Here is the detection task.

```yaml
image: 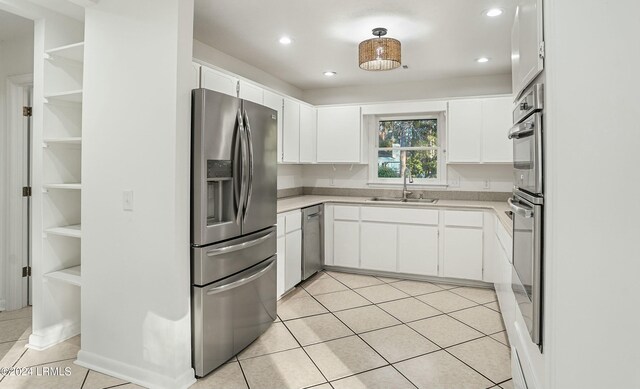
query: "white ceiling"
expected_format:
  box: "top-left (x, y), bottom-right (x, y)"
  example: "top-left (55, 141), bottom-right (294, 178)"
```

top-left (0, 9), bottom-right (33, 42)
top-left (194, 0), bottom-right (516, 90)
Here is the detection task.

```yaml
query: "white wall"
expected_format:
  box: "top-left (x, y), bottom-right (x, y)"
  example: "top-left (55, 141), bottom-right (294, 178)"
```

top-left (544, 1), bottom-right (640, 388)
top-left (302, 74), bottom-right (512, 105)
top-left (193, 39), bottom-right (303, 100)
top-left (0, 31), bottom-right (34, 311)
top-left (78, 1), bottom-right (195, 389)
top-left (299, 164), bottom-right (512, 192)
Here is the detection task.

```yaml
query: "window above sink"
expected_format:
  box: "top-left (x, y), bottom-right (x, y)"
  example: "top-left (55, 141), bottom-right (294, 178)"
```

top-left (367, 113), bottom-right (447, 186)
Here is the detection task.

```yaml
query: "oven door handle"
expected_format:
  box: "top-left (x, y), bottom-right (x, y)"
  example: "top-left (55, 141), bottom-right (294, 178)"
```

top-left (508, 198), bottom-right (534, 218)
top-left (508, 121), bottom-right (535, 139)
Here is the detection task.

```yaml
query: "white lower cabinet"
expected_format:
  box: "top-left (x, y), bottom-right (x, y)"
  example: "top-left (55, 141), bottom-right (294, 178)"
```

top-left (276, 210), bottom-right (302, 298)
top-left (398, 225), bottom-right (439, 276)
top-left (285, 230), bottom-right (302, 291)
top-left (361, 222), bottom-right (397, 272)
top-left (333, 220), bottom-right (360, 268)
top-left (443, 227), bottom-right (483, 280)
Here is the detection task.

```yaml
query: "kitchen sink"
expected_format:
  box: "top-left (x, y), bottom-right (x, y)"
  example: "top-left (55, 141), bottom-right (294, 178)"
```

top-left (369, 197), bottom-right (438, 204)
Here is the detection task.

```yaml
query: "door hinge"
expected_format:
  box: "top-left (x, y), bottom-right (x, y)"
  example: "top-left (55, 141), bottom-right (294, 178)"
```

top-left (23, 106), bottom-right (32, 117)
top-left (538, 41), bottom-right (545, 59)
top-left (22, 186), bottom-right (32, 197)
top-left (236, 81), bottom-right (240, 97)
top-left (22, 266), bottom-right (31, 277)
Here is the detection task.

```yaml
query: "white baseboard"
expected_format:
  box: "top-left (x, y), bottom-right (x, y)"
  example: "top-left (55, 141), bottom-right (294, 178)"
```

top-left (27, 322), bottom-right (81, 351)
top-left (76, 350), bottom-right (196, 389)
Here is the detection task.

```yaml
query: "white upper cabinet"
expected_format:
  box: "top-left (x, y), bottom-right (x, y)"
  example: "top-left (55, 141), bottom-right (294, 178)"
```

top-left (317, 106), bottom-right (361, 163)
top-left (192, 62), bottom-right (201, 89)
top-left (263, 90), bottom-right (284, 163)
top-left (512, 0), bottom-right (544, 98)
top-left (448, 97), bottom-right (512, 163)
top-left (239, 80), bottom-right (263, 104)
top-left (448, 99), bottom-right (483, 163)
top-left (283, 98), bottom-right (301, 163)
top-left (482, 97), bottom-right (513, 163)
top-left (299, 104), bottom-right (317, 163)
top-left (200, 66), bottom-right (238, 97)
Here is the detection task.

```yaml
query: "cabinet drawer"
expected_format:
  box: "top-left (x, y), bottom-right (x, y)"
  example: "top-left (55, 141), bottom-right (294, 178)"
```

top-left (444, 210), bottom-right (483, 228)
top-left (277, 215), bottom-right (285, 237)
top-left (285, 211), bottom-right (301, 233)
top-left (333, 205), bottom-right (360, 221)
top-left (361, 206), bottom-right (438, 225)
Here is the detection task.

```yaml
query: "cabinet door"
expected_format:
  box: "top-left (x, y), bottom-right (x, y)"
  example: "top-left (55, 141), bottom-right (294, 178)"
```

top-left (285, 230), bottom-right (302, 290)
top-left (192, 62), bottom-right (201, 89)
top-left (333, 220), bottom-right (359, 268)
top-left (443, 227), bottom-right (483, 280)
top-left (239, 80), bottom-right (263, 104)
top-left (200, 66), bottom-right (238, 97)
top-left (283, 98), bottom-right (300, 163)
top-left (398, 225), bottom-right (439, 276)
top-left (482, 97), bottom-right (513, 163)
top-left (360, 222), bottom-right (397, 272)
top-left (263, 90), bottom-right (284, 163)
top-left (277, 236), bottom-right (286, 298)
top-left (317, 106), bottom-right (361, 163)
top-left (448, 99), bottom-right (482, 163)
top-left (299, 104), bottom-right (317, 163)
top-left (512, 0), bottom-right (544, 97)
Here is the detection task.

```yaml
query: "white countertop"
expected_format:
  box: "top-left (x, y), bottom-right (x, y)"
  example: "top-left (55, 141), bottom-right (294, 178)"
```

top-left (277, 195), bottom-right (513, 235)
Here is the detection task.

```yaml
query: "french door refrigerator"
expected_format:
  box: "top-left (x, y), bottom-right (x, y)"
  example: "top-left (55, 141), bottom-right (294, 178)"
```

top-left (191, 88), bottom-right (277, 377)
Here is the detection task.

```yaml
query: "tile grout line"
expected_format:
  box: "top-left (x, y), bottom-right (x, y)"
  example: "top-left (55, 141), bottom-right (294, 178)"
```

top-left (234, 355), bottom-right (252, 389)
top-left (443, 347), bottom-right (503, 386)
top-left (302, 276), bottom-right (420, 389)
top-left (278, 317), bottom-right (332, 387)
top-left (80, 369), bottom-right (89, 388)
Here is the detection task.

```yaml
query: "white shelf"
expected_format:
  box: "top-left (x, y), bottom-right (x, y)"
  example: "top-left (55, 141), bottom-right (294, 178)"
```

top-left (45, 224), bottom-right (81, 238)
top-left (45, 42), bottom-right (84, 63)
top-left (44, 266), bottom-right (81, 287)
top-left (44, 137), bottom-right (82, 145)
top-left (43, 183), bottom-right (82, 190)
top-left (44, 90), bottom-right (83, 103)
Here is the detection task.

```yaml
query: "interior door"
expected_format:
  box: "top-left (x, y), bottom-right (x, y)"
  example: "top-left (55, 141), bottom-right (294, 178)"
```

top-left (241, 100), bottom-right (277, 235)
top-left (23, 86), bottom-right (32, 306)
top-left (192, 89), bottom-right (243, 246)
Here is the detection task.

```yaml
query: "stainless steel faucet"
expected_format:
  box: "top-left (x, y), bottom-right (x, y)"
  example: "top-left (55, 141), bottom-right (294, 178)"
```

top-left (403, 169), bottom-right (413, 200)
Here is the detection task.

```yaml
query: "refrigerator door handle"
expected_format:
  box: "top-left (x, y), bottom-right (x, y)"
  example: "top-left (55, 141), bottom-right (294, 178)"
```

top-left (237, 109), bottom-right (249, 224)
top-left (233, 110), bottom-right (245, 225)
top-left (205, 230), bottom-right (275, 257)
top-left (206, 256), bottom-right (276, 295)
top-left (242, 110), bottom-right (254, 223)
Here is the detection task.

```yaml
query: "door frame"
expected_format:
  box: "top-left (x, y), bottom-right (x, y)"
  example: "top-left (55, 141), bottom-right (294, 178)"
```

top-left (3, 73), bottom-right (33, 310)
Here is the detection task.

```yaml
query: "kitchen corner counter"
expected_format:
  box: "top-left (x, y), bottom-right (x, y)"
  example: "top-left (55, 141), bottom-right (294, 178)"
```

top-left (277, 195), bottom-right (513, 235)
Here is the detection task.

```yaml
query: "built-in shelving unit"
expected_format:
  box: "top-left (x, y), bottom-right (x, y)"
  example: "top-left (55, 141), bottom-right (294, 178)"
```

top-left (44, 265), bottom-right (82, 287)
top-left (30, 23), bottom-right (85, 350)
top-left (43, 183), bottom-right (82, 190)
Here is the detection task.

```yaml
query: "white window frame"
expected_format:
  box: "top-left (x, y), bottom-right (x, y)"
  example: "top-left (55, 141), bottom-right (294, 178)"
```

top-left (368, 112), bottom-right (447, 186)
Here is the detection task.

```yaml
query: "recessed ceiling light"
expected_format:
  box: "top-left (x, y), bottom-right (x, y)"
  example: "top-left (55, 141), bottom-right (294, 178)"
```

top-left (279, 36), bottom-right (292, 45)
top-left (485, 8), bottom-right (503, 17)
top-left (476, 57), bottom-right (490, 63)
top-left (323, 71), bottom-right (336, 77)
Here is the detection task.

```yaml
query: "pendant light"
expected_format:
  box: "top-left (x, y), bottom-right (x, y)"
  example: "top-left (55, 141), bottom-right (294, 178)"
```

top-left (358, 27), bottom-right (402, 71)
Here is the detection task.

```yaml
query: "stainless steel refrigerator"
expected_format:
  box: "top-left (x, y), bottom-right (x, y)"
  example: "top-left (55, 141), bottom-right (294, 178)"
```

top-left (191, 88), bottom-right (277, 377)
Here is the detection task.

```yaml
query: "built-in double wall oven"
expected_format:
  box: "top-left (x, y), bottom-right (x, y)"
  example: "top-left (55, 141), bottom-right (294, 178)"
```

top-left (508, 83), bottom-right (544, 350)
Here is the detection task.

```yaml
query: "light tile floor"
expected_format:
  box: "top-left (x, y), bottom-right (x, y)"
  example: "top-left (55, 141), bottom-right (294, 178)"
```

top-left (0, 271), bottom-right (513, 389)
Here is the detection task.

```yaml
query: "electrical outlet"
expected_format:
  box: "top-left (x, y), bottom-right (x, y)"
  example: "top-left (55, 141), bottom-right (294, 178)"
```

top-left (483, 179), bottom-right (491, 190)
top-left (449, 176), bottom-right (460, 188)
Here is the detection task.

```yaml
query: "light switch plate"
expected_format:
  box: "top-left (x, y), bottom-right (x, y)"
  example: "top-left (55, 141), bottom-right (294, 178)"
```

top-left (123, 190), bottom-right (133, 211)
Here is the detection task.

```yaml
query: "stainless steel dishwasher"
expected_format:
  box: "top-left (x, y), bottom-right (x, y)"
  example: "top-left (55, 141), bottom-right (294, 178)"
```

top-left (302, 204), bottom-right (324, 280)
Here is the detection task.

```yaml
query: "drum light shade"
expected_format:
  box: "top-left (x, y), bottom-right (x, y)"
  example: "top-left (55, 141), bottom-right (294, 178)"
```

top-left (359, 28), bottom-right (401, 71)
